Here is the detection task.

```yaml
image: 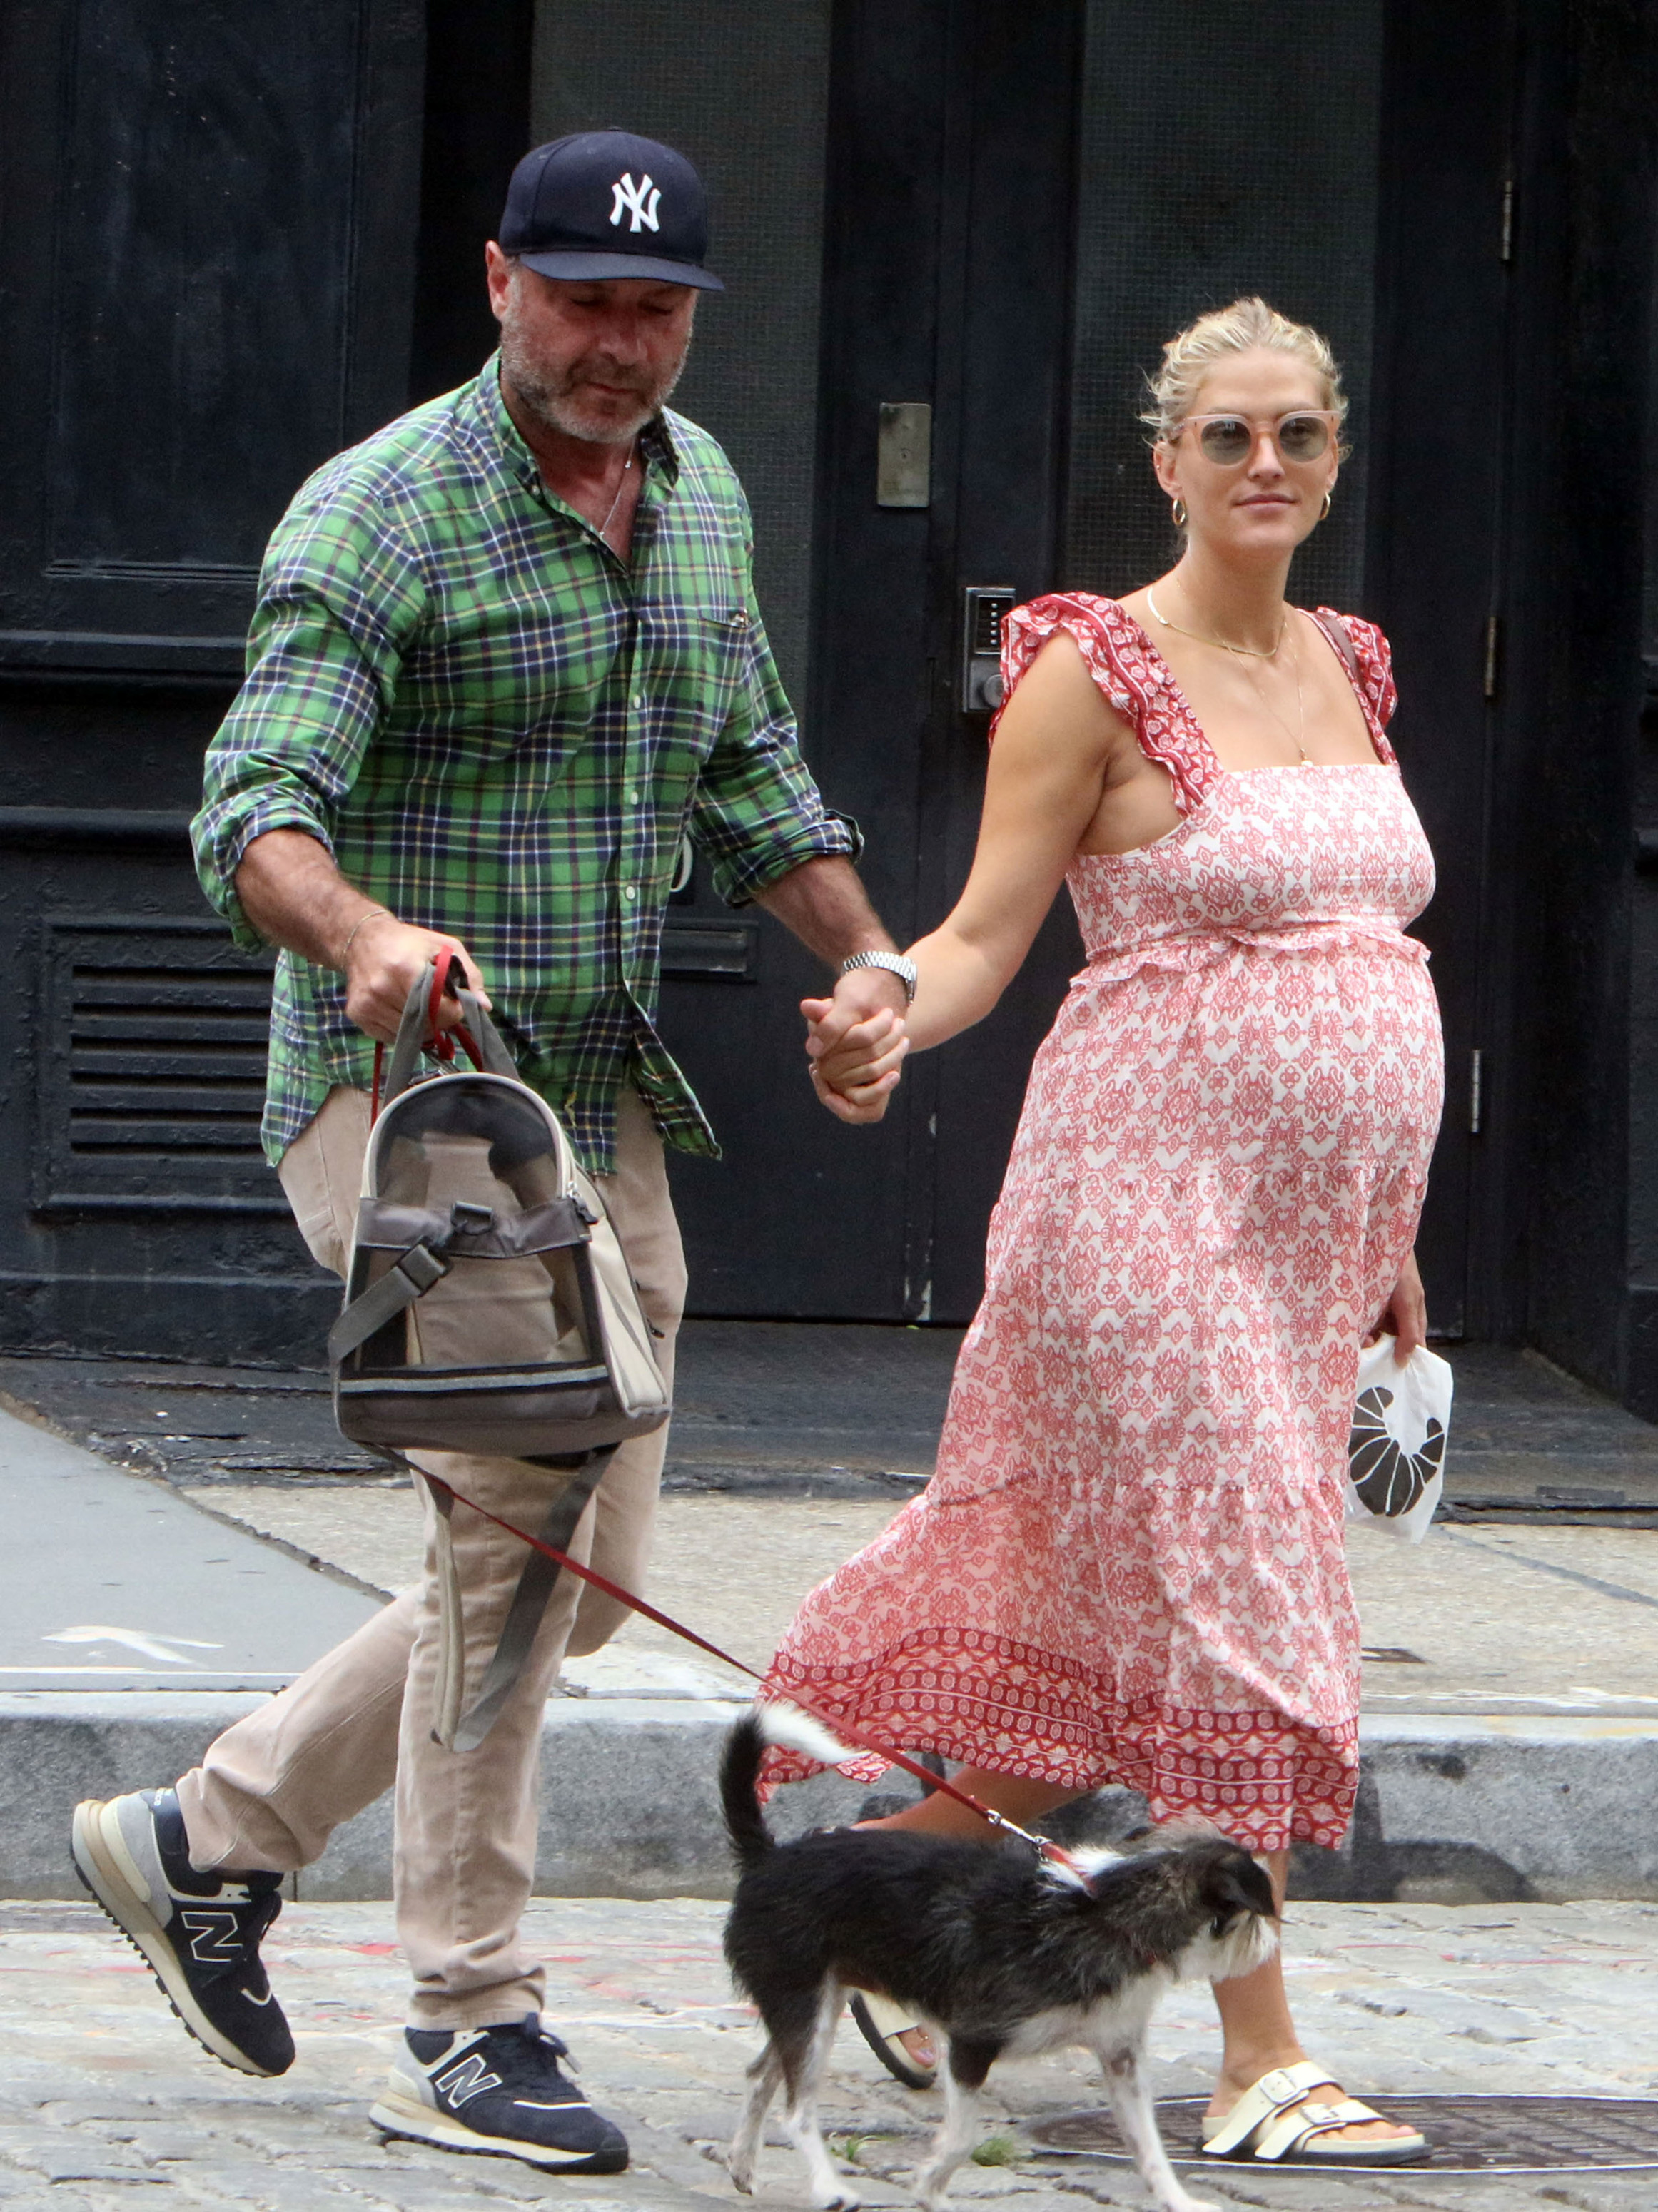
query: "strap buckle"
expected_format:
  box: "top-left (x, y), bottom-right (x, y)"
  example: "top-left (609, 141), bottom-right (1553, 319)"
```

top-left (394, 1242), bottom-right (450, 1294)
top-left (1257, 2069), bottom-right (1308, 2107)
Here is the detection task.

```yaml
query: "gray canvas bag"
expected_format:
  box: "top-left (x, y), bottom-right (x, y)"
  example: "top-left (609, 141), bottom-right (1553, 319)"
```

top-left (327, 955), bottom-right (671, 1747)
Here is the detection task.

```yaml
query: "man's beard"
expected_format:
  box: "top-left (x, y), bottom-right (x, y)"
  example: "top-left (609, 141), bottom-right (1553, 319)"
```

top-left (498, 315), bottom-right (691, 446)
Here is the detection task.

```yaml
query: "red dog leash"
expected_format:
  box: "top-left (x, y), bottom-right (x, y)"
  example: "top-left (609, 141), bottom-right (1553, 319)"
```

top-left (369, 953), bottom-right (1081, 1872)
top-left (424, 1472), bottom-right (1081, 1872)
top-left (370, 948), bottom-right (481, 1122)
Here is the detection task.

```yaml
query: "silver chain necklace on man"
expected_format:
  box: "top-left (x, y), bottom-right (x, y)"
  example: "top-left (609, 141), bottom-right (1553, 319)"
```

top-left (595, 443), bottom-right (635, 541)
top-left (1146, 580), bottom-right (1308, 764)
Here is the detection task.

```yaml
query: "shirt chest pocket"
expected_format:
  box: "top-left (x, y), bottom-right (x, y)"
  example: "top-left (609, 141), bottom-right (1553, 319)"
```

top-left (636, 604), bottom-right (752, 759)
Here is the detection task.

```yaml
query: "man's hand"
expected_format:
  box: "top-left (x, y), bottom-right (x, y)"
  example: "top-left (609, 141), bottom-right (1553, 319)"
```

top-left (1365, 1248), bottom-right (1427, 1365)
top-left (748, 858), bottom-right (914, 1121)
top-left (342, 913), bottom-right (490, 1045)
top-left (233, 829), bottom-right (490, 1047)
top-left (802, 970), bottom-right (910, 1124)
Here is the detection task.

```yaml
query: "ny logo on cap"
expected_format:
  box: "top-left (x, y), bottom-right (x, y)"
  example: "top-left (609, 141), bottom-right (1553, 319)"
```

top-left (610, 172), bottom-right (662, 234)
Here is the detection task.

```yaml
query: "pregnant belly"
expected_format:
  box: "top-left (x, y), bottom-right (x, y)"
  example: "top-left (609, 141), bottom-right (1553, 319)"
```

top-left (1038, 939), bottom-right (1445, 1175)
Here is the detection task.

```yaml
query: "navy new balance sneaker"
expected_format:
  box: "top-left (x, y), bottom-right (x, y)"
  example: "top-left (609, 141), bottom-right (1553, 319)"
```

top-left (370, 2013), bottom-right (629, 2171)
top-left (71, 1788), bottom-right (293, 2076)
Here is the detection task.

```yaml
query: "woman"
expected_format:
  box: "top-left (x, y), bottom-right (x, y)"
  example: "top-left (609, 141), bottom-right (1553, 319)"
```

top-left (768, 298), bottom-right (1442, 2169)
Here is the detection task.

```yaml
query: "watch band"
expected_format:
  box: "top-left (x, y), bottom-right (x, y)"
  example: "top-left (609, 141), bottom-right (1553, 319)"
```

top-left (840, 949), bottom-right (918, 1003)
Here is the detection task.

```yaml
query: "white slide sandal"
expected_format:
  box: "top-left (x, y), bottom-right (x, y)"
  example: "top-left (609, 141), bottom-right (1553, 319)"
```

top-left (1200, 2061), bottom-right (1429, 2166)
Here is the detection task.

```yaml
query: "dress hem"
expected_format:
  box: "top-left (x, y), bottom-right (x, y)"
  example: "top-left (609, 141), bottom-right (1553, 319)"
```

top-left (760, 1636), bottom-right (1360, 1855)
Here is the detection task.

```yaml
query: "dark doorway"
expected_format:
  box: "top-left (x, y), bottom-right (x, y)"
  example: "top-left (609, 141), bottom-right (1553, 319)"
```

top-left (1364, 0), bottom-right (1518, 1342)
top-left (661, 0), bottom-right (1086, 1324)
top-left (0, 0), bottom-right (425, 1360)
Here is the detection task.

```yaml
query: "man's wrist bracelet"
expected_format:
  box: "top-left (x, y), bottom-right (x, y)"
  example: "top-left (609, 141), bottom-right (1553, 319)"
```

top-left (840, 948), bottom-right (918, 1004)
top-left (338, 908), bottom-right (393, 968)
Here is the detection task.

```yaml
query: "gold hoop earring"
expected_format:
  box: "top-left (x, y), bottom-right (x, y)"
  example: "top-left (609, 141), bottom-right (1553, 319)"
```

top-left (1172, 497), bottom-right (1188, 529)
top-left (1320, 490), bottom-right (1333, 520)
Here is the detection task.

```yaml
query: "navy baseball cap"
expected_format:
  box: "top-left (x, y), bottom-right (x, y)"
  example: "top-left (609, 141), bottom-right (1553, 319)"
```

top-left (499, 129), bottom-right (724, 291)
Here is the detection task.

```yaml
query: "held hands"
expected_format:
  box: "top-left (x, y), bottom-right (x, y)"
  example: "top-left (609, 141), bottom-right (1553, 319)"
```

top-left (338, 910), bottom-right (491, 1045)
top-left (802, 970), bottom-right (911, 1124)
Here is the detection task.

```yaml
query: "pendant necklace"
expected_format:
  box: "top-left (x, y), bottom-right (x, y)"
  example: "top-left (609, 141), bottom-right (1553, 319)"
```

top-left (1146, 582), bottom-right (1308, 764)
top-left (596, 445), bottom-right (635, 540)
top-left (1243, 628), bottom-right (1308, 763)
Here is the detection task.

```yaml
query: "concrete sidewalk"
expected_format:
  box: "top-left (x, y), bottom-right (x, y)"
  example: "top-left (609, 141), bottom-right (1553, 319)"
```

top-left (0, 1400), bottom-right (377, 1693)
top-left (6, 1335), bottom-right (1658, 1900)
top-left (1, 1892), bottom-right (1654, 2209)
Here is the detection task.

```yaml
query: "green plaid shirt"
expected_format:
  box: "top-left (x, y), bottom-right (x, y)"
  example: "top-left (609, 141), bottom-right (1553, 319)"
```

top-left (193, 358), bottom-right (857, 1171)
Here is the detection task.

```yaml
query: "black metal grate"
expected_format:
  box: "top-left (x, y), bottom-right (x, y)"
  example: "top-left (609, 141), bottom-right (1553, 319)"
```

top-left (66, 961), bottom-right (270, 1159)
top-left (1061, 1), bottom-right (1379, 611)
top-left (33, 918), bottom-right (283, 1214)
top-left (1028, 2094), bottom-right (1658, 2173)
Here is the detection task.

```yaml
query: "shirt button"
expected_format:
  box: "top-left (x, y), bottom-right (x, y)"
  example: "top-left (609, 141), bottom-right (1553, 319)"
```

top-left (622, 885), bottom-right (637, 902)
top-left (632, 694), bottom-right (644, 709)
top-left (628, 788), bottom-right (641, 805)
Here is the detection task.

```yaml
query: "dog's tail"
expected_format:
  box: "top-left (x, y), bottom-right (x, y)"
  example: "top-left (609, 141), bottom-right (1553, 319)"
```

top-left (721, 1702), bottom-right (858, 1869)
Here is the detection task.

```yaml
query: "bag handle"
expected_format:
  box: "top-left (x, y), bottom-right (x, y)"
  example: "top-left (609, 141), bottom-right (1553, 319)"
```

top-left (374, 952), bottom-right (517, 1115)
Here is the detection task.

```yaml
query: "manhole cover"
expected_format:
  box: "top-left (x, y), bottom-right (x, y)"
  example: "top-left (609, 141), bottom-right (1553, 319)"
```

top-left (1027, 2095), bottom-right (1658, 2173)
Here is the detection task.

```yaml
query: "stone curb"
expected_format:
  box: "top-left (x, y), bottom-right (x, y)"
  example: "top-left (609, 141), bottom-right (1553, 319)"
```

top-left (4, 1693), bottom-right (1654, 1904)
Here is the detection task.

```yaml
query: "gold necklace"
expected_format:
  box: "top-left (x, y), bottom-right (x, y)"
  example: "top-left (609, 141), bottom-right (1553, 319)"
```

top-left (1146, 582), bottom-right (1285, 659)
top-left (1146, 583), bottom-right (1308, 764)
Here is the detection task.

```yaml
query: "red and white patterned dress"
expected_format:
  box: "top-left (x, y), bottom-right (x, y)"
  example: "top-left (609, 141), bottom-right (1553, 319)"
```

top-left (763, 594), bottom-right (1443, 1850)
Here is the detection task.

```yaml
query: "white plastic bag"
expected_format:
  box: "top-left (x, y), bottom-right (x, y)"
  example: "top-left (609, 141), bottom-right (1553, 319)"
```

top-left (1344, 1335), bottom-right (1453, 1543)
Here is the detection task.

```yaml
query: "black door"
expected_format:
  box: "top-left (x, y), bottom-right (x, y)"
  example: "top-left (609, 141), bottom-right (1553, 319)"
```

top-left (1365, 0), bottom-right (1518, 1341)
top-left (0, 0), bottom-right (425, 1358)
top-left (661, 0), bottom-right (1086, 1324)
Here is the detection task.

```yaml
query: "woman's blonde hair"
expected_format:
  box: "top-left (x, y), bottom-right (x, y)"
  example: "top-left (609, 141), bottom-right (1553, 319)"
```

top-left (1139, 296), bottom-right (1348, 445)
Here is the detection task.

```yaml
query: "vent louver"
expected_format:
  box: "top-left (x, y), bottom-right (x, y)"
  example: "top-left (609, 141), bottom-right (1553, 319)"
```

top-left (35, 918), bottom-right (286, 1214)
top-left (68, 963), bottom-right (269, 1160)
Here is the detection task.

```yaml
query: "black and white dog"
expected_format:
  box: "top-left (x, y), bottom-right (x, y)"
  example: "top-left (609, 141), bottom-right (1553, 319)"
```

top-left (721, 1708), bottom-right (1278, 2212)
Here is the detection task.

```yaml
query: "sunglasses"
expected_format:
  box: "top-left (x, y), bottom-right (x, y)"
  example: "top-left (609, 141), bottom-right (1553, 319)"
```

top-left (1178, 410), bottom-right (1337, 465)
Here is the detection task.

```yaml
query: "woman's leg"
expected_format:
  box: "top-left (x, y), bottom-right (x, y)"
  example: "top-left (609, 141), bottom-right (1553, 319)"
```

top-left (1208, 1849), bottom-right (1415, 2148)
top-left (866, 1781), bottom-right (1414, 2144)
top-left (856, 1765), bottom-right (1076, 1840)
top-left (856, 1766), bottom-right (1078, 2067)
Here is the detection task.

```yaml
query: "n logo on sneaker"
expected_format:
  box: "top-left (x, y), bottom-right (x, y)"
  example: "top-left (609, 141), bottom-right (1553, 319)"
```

top-left (435, 2053), bottom-right (504, 2107)
top-left (181, 1908), bottom-right (246, 1965)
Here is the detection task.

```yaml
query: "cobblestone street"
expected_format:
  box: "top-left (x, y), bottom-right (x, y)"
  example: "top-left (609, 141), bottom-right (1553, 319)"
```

top-left (4, 1893), bottom-right (1656, 2211)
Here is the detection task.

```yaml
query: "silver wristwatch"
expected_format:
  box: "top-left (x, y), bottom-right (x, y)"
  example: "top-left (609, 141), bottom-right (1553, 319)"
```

top-left (840, 949), bottom-right (918, 1003)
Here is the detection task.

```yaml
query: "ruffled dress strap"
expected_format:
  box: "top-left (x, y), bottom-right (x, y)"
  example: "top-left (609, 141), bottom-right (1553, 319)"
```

top-left (1310, 608), bottom-right (1400, 766)
top-left (995, 592), bottom-right (1219, 814)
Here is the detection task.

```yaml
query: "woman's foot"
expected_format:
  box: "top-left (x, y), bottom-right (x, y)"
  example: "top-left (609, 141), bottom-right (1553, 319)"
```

top-left (846, 1992), bottom-right (937, 2087)
top-left (1205, 2055), bottom-right (1425, 2156)
top-left (1206, 1855), bottom-right (1425, 2162)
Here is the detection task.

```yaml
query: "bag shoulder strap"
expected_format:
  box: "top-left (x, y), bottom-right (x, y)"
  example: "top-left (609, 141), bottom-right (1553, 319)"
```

top-left (1310, 609), bottom-right (1363, 689)
top-left (326, 1237), bottom-right (450, 1366)
top-left (427, 1445), bottom-right (618, 1751)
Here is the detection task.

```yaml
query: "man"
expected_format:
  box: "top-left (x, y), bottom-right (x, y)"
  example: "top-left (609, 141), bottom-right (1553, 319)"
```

top-left (69, 130), bottom-right (912, 2174)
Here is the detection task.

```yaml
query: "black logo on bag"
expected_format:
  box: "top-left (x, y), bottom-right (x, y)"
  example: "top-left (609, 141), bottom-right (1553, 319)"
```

top-left (1348, 1386), bottom-right (1447, 1516)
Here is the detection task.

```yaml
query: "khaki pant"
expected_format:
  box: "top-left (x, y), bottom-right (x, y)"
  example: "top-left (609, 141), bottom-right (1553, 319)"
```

top-left (175, 1085), bottom-right (685, 2028)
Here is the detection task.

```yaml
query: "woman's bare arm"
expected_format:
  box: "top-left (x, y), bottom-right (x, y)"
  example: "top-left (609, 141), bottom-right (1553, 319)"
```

top-left (807, 633), bottom-right (1131, 1100)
